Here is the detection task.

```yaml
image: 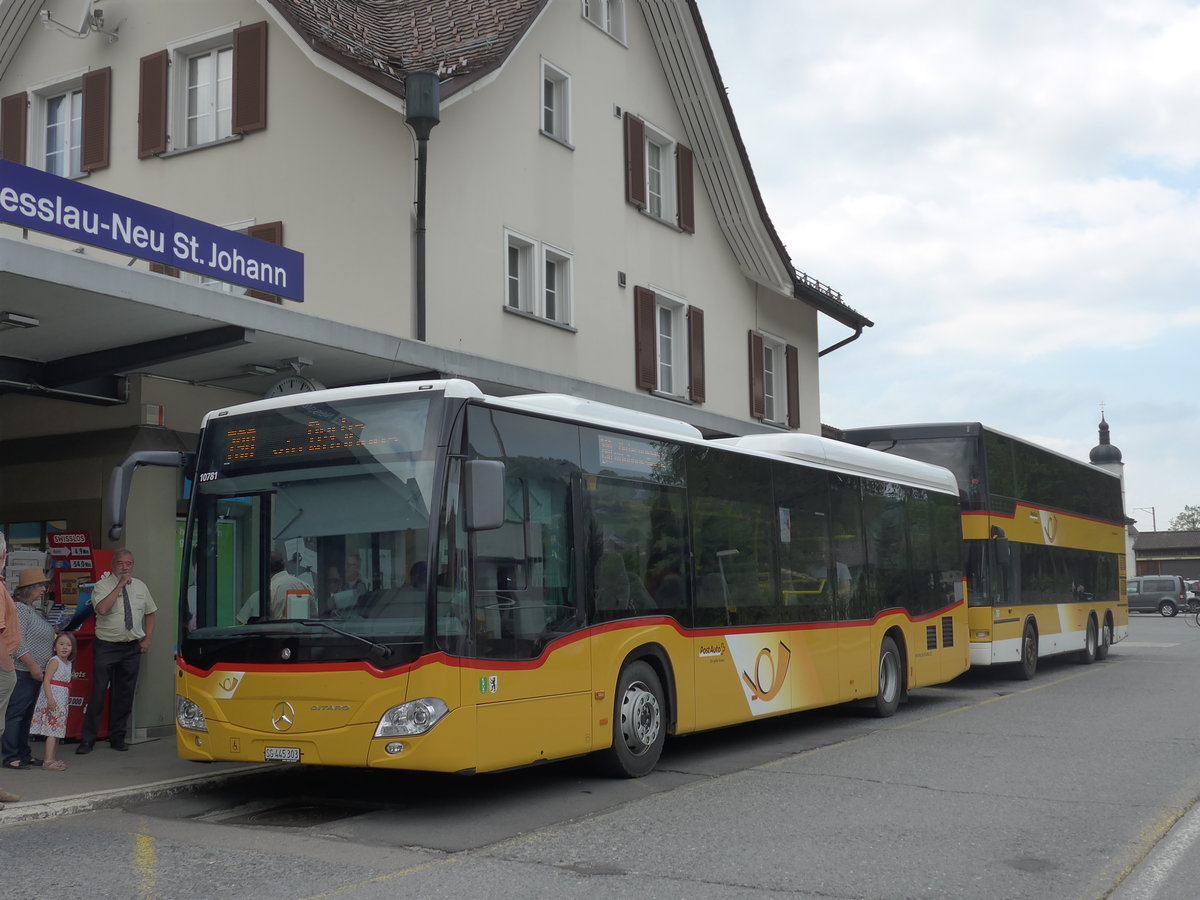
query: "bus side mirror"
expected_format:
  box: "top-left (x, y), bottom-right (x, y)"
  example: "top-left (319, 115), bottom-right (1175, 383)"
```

top-left (464, 460), bottom-right (505, 532)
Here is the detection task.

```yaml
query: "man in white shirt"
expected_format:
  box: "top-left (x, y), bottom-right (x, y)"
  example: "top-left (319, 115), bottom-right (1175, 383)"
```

top-left (78, 548), bottom-right (156, 754)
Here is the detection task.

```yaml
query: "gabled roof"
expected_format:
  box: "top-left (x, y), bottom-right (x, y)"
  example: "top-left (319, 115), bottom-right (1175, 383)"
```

top-left (263, 0), bottom-right (871, 332)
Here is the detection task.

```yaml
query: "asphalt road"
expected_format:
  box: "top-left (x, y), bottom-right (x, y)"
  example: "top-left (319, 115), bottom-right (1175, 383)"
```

top-left (5, 612), bottom-right (1200, 899)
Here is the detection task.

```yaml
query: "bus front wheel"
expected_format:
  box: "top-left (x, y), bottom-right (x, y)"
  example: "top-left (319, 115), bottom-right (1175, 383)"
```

top-left (871, 636), bottom-right (902, 718)
top-left (1018, 622), bottom-right (1038, 680)
top-left (600, 661), bottom-right (665, 778)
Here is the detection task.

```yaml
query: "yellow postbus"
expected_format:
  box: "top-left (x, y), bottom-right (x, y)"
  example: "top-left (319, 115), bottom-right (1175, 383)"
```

top-left (174, 380), bottom-right (968, 776)
top-left (843, 423), bottom-right (1127, 679)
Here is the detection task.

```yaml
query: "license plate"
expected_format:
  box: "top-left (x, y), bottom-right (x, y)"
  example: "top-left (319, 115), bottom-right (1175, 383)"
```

top-left (264, 746), bottom-right (300, 762)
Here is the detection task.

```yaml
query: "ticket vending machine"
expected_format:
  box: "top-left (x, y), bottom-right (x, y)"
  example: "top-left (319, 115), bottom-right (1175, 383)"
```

top-left (49, 534), bottom-right (112, 741)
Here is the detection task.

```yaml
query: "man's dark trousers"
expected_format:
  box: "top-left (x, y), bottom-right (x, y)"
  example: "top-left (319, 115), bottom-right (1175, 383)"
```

top-left (81, 639), bottom-right (142, 745)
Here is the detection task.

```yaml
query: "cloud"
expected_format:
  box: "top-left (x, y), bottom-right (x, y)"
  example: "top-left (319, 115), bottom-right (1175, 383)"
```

top-left (701, 0), bottom-right (1200, 524)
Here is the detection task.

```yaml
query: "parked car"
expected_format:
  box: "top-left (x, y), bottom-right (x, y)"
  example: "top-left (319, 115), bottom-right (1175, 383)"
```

top-left (1127, 575), bottom-right (1188, 616)
top-left (1187, 580), bottom-right (1200, 605)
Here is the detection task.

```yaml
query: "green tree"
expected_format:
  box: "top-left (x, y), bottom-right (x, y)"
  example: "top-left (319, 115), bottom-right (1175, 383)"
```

top-left (1168, 505), bottom-right (1200, 531)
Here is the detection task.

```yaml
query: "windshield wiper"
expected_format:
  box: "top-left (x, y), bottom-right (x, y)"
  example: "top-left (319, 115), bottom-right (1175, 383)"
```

top-left (296, 619), bottom-right (393, 660)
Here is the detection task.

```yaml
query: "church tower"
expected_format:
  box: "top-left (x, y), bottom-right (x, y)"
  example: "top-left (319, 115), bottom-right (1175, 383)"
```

top-left (1089, 413), bottom-right (1134, 576)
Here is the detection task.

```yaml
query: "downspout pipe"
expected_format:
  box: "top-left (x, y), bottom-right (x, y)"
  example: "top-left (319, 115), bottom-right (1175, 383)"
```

top-left (818, 325), bottom-right (865, 357)
top-left (405, 72), bottom-right (441, 343)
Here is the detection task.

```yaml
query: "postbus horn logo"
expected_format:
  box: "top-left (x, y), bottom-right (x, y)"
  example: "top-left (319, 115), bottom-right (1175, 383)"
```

top-left (741, 642), bottom-right (792, 701)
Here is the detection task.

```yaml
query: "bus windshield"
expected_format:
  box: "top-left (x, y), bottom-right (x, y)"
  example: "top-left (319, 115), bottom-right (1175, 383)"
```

top-left (181, 392), bottom-right (449, 666)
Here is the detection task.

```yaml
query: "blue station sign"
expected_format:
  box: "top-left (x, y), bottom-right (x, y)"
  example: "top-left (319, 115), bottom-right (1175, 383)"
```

top-left (0, 160), bottom-right (304, 301)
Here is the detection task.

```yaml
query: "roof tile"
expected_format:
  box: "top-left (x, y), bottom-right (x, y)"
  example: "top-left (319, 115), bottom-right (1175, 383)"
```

top-left (267, 0), bottom-right (545, 92)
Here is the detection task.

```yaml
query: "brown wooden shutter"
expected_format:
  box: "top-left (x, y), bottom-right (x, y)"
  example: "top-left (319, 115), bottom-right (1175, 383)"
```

top-left (233, 21), bottom-right (268, 134)
top-left (687, 305), bottom-right (705, 402)
top-left (149, 262), bottom-right (181, 277)
top-left (138, 50), bottom-right (169, 158)
top-left (244, 221), bottom-right (283, 302)
top-left (80, 67), bottom-right (112, 172)
top-left (676, 143), bottom-right (694, 233)
top-left (624, 113), bottom-right (646, 209)
top-left (748, 331), bottom-right (765, 419)
top-left (634, 286), bottom-right (657, 390)
top-left (785, 344), bottom-right (800, 428)
top-left (1, 92), bottom-right (27, 164)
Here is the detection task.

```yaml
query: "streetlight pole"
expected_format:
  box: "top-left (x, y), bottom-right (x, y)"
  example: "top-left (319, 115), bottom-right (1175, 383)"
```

top-left (405, 72), bottom-right (440, 343)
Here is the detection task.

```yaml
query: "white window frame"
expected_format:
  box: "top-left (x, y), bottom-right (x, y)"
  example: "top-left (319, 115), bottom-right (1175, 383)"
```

top-left (167, 25), bottom-right (240, 152)
top-left (504, 230), bottom-right (574, 327)
top-left (28, 71), bottom-right (87, 178)
top-left (506, 230), bottom-right (536, 313)
top-left (179, 218), bottom-right (252, 295)
top-left (759, 332), bottom-right (788, 425)
top-left (654, 291), bottom-right (688, 398)
top-left (582, 0), bottom-right (626, 42)
top-left (539, 59), bottom-right (572, 147)
top-left (543, 245), bottom-right (573, 325)
top-left (643, 121), bottom-right (677, 223)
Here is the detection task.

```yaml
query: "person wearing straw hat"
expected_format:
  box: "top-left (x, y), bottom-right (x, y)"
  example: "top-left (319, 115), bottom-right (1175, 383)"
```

top-left (2, 567), bottom-right (55, 770)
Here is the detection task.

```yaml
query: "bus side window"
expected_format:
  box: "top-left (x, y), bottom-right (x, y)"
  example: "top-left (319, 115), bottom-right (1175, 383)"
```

top-left (586, 477), bottom-right (688, 625)
top-left (829, 473), bottom-right (870, 620)
top-left (773, 462), bottom-right (836, 624)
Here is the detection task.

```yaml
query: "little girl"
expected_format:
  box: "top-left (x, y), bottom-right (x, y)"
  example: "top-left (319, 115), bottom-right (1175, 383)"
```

top-left (30, 632), bottom-right (77, 771)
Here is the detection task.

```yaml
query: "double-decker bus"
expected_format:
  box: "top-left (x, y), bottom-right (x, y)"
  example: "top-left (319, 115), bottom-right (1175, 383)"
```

top-left (841, 423), bottom-right (1127, 679)
top-left (174, 380), bottom-right (968, 776)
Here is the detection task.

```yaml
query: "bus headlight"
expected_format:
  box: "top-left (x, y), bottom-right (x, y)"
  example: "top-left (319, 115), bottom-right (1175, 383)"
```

top-left (374, 698), bottom-right (449, 737)
top-left (176, 695), bottom-right (209, 732)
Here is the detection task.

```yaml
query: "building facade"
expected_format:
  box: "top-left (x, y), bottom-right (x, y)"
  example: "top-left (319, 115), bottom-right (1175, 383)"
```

top-left (0, 0), bottom-right (871, 732)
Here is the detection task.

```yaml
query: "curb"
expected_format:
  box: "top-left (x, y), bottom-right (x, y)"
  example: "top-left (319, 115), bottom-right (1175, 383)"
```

top-left (0, 763), bottom-right (266, 826)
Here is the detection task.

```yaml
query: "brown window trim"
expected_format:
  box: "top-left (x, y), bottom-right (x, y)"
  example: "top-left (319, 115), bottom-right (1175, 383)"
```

top-left (137, 51), bottom-right (169, 158)
top-left (244, 221), bottom-right (284, 303)
top-left (80, 67), bottom-right (112, 172)
top-left (1, 92), bottom-right (28, 164)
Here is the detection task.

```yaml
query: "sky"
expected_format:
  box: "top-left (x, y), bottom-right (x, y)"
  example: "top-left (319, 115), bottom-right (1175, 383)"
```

top-left (699, 0), bottom-right (1200, 531)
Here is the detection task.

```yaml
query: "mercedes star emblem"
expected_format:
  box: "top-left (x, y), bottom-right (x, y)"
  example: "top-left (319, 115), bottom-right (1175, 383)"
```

top-left (271, 701), bottom-right (296, 732)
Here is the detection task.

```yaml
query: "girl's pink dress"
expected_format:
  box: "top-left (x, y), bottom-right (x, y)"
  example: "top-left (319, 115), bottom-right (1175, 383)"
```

top-left (30, 659), bottom-right (72, 739)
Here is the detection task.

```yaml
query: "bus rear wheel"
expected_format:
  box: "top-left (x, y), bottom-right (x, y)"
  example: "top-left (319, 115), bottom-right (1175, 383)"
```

top-left (1096, 620), bottom-right (1111, 660)
top-left (1077, 617), bottom-right (1097, 665)
top-left (871, 636), bottom-right (902, 718)
top-left (1018, 621), bottom-right (1038, 680)
top-left (600, 661), bottom-right (665, 778)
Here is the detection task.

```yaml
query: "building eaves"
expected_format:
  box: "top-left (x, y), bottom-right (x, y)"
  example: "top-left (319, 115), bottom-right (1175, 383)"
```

top-left (0, 0), bottom-right (43, 81)
top-left (262, 0), bottom-right (548, 99)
